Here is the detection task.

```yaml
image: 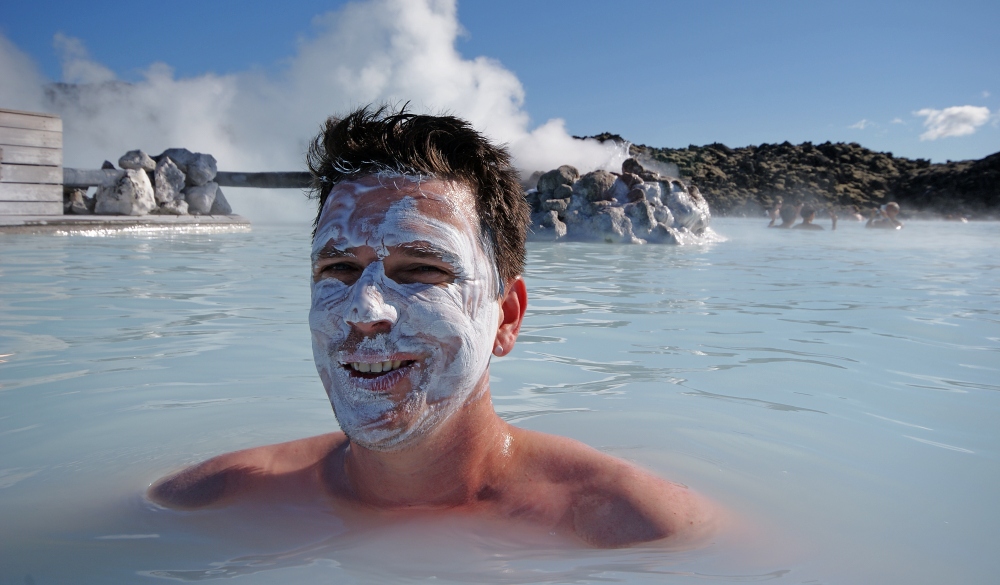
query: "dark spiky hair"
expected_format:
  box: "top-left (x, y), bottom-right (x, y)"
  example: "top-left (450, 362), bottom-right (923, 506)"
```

top-left (307, 105), bottom-right (529, 288)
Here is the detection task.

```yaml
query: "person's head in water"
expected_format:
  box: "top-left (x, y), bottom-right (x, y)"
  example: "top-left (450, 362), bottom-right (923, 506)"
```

top-left (777, 203), bottom-right (798, 227)
top-left (800, 206), bottom-right (816, 224)
top-left (867, 201), bottom-right (903, 229)
top-left (148, 105), bottom-right (716, 547)
top-left (308, 105), bottom-right (529, 288)
top-left (793, 205), bottom-right (826, 230)
top-left (305, 105), bottom-right (530, 451)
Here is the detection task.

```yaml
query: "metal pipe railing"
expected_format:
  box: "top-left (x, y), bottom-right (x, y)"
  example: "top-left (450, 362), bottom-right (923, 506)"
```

top-left (63, 168), bottom-right (311, 189)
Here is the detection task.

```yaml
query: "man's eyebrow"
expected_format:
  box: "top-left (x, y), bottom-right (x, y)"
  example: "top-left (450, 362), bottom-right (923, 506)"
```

top-left (393, 242), bottom-right (452, 261)
top-left (314, 244), bottom-right (355, 260)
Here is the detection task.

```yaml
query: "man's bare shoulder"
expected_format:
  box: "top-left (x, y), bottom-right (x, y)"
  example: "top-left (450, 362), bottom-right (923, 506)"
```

top-left (508, 428), bottom-right (717, 548)
top-left (147, 432), bottom-right (347, 510)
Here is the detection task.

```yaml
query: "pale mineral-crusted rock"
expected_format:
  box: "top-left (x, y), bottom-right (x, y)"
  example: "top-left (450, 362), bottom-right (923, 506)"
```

top-left (153, 148), bottom-right (217, 186)
top-left (609, 177), bottom-right (632, 203)
top-left (624, 200), bottom-right (658, 236)
top-left (184, 181), bottom-right (218, 215)
top-left (619, 172), bottom-right (643, 188)
top-left (589, 206), bottom-right (637, 243)
top-left (665, 183), bottom-right (710, 232)
top-left (209, 186), bottom-right (232, 215)
top-left (548, 183), bottom-right (573, 202)
top-left (154, 157), bottom-right (186, 204)
top-left (530, 210), bottom-right (567, 240)
top-left (524, 189), bottom-right (541, 210)
top-left (561, 206), bottom-right (586, 230)
top-left (573, 170), bottom-right (617, 202)
top-left (94, 169), bottom-right (156, 215)
top-left (537, 165), bottom-right (579, 194)
top-left (542, 197), bottom-right (570, 213)
top-left (151, 199), bottom-right (189, 215)
top-left (564, 193), bottom-right (588, 216)
top-left (588, 199), bottom-right (615, 211)
top-left (637, 181), bottom-right (663, 204)
top-left (626, 188), bottom-right (645, 203)
top-left (623, 157), bottom-right (661, 182)
top-left (653, 202), bottom-right (674, 226)
top-left (119, 150), bottom-right (156, 172)
top-left (646, 224), bottom-right (681, 244)
top-left (524, 157), bottom-right (713, 244)
top-left (186, 153), bottom-right (218, 186)
top-left (156, 148), bottom-right (196, 169)
top-left (64, 188), bottom-right (93, 215)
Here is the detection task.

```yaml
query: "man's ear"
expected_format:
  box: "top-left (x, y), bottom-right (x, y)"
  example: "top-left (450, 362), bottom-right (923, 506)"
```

top-left (494, 277), bottom-right (527, 357)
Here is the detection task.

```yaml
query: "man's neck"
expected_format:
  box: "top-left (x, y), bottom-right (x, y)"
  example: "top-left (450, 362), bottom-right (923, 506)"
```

top-left (340, 389), bottom-right (513, 508)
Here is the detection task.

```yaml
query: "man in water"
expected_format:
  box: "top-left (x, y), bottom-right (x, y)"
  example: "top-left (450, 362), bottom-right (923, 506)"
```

top-left (149, 106), bottom-right (715, 548)
top-left (793, 205), bottom-right (836, 230)
top-left (866, 202), bottom-right (904, 229)
top-left (769, 203), bottom-right (798, 228)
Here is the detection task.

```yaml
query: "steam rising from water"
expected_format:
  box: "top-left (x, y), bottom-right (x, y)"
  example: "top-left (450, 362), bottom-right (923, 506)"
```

top-left (0, 0), bottom-right (626, 223)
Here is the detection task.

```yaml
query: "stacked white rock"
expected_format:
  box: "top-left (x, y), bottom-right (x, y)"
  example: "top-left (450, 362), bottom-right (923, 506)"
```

top-left (94, 167), bottom-right (156, 215)
top-left (527, 158), bottom-right (712, 244)
top-left (153, 156), bottom-right (188, 215)
top-left (89, 148), bottom-right (233, 216)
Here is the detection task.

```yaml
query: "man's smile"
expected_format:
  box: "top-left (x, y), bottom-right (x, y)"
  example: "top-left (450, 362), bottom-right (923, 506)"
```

top-left (342, 359), bottom-right (417, 377)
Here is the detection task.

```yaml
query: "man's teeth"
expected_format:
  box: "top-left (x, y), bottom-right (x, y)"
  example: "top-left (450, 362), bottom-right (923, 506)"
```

top-left (349, 360), bottom-right (403, 373)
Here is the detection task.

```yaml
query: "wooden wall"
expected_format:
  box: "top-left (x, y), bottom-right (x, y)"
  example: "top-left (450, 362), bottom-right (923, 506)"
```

top-left (0, 108), bottom-right (63, 216)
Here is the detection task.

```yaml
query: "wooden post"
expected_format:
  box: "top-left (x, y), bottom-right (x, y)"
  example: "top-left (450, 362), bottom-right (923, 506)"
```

top-left (0, 108), bottom-right (63, 216)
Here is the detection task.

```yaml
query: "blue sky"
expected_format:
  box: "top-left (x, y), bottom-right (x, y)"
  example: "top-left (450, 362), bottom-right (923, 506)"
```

top-left (1, 0), bottom-right (997, 167)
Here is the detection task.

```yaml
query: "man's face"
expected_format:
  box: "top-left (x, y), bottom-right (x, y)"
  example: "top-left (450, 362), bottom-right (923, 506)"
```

top-left (309, 175), bottom-right (500, 452)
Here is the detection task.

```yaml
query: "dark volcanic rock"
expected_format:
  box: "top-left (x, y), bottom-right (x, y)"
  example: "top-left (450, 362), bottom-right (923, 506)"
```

top-left (623, 139), bottom-right (1000, 217)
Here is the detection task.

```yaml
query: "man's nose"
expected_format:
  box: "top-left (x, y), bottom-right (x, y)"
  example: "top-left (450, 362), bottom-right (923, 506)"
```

top-left (344, 270), bottom-right (398, 336)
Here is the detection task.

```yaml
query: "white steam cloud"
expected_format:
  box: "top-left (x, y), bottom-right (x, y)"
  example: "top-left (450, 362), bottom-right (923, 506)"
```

top-left (914, 105), bottom-right (991, 141)
top-left (0, 0), bottom-right (625, 223)
top-left (0, 34), bottom-right (46, 110)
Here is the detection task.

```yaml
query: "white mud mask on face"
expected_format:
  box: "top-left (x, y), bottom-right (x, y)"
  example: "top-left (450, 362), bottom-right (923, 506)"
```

top-left (309, 176), bottom-right (500, 452)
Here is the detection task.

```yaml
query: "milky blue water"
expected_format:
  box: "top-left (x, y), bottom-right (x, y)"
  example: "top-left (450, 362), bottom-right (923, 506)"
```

top-left (1, 218), bottom-right (998, 584)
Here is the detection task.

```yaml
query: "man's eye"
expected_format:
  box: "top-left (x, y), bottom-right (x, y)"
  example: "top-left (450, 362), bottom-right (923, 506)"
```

top-left (414, 265), bottom-right (448, 274)
top-left (316, 262), bottom-right (360, 280)
top-left (323, 263), bottom-right (354, 272)
top-left (388, 263), bottom-right (455, 285)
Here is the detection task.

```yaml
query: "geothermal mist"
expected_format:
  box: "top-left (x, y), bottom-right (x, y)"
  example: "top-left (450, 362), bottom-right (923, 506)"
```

top-left (0, 0), bottom-right (625, 223)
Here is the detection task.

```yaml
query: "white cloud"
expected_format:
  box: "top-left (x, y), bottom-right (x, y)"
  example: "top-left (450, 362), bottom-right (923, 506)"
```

top-left (914, 105), bottom-right (991, 140)
top-left (890, 117), bottom-right (905, 124)
top-left (0, 0), bottom-right (626, 223)
top-left (983, 90), bottom-right (991, 98)
top-left (849, 119), bottom-right (873, 130)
